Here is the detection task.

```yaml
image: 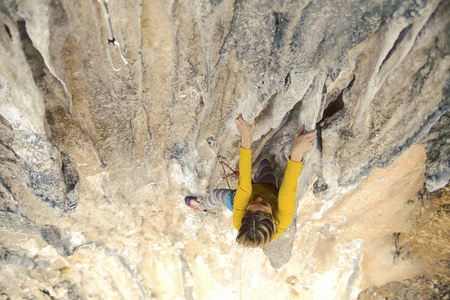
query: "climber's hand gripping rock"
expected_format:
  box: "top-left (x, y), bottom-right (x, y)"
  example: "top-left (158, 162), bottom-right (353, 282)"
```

top-left (234, 114), bottom-right (256, 149)
top-left (290, 125), bottom-right (317, 162)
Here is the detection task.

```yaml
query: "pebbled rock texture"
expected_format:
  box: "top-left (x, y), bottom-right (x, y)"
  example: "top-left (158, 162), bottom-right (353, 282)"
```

top-left (0, 0), bottom-right (448, 299)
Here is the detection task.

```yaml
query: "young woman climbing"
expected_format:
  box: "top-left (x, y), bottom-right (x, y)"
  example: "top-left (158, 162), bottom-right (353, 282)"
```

top-left (185, 114), bottom-right (317, 248)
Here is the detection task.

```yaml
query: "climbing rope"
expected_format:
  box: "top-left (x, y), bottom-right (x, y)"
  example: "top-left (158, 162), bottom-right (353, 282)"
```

top-left (97, 0), bottom-right (128, 71)
top-left (206, 137), bottom-right (239, 189)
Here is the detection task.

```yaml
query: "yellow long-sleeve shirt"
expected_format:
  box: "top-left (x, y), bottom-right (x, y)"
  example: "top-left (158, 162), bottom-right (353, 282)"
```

top-left (232, 148), bottom-right (302, 240)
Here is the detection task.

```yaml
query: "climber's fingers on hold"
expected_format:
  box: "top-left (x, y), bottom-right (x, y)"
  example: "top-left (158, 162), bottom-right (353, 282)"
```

top-left (295, 125), bottom-right (305, 137)
top-left (235, 113), bottom-right (255, 128)
top-left (297, 127), bottom-right (317, 139)
top-left (234, 114), bottom-right (243, 125)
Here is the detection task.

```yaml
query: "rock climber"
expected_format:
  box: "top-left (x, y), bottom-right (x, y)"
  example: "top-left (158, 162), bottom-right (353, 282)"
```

top-left (185, 114), bottom-right (317, 248)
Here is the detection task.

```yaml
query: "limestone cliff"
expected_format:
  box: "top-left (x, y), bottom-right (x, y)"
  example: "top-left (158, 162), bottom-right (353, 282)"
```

top-left (0, 0), bottom-right (448, 299)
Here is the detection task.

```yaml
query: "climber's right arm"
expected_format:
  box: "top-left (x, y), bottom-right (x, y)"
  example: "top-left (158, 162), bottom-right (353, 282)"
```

top-left (234, 113), bottom-right (255, 150)
top-left (233, 114), bottom-right (255, 230)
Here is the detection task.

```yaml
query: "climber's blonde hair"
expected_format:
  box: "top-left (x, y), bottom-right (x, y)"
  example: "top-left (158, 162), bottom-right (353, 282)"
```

top-left (236, 211), bottom-right (277, 248)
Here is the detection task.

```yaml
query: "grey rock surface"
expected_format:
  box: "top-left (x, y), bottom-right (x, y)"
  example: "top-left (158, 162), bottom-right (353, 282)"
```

top-left (420, 111), bottom-right (450, 192)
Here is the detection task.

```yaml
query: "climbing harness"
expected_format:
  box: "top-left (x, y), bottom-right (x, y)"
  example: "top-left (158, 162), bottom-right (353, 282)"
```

top-left (97, 0), bottom-right (128, 71)
top-left (206, 137), bottom-right (239, 189)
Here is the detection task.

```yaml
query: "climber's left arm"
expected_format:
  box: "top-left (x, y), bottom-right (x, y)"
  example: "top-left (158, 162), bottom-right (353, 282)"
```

top-left (273, 125), bottom-right (316, 239)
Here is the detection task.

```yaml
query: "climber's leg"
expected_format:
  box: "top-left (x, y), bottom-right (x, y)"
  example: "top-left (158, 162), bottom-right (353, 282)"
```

top-left (253, 159), bottom-right (277, 189)
top-left (203, 189), bottom-right (236, 212)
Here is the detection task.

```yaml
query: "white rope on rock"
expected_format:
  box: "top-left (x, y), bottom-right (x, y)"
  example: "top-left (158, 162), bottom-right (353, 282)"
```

top-left (97, 0), bottom-right (128, 71)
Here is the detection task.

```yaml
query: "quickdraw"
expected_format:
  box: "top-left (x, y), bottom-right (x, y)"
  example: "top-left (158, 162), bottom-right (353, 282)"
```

top-left (98, 0), bottom-right (128, 71)
top-left (206, 137), bottom-right (239, 189)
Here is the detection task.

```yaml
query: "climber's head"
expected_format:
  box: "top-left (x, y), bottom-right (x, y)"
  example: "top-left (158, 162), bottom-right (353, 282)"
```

top-left (246, 196), bottom-right (272, 214)
top-left (236, 197), bottom-right (277, 247)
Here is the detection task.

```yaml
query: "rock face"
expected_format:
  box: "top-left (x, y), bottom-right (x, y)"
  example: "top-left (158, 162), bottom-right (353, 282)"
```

top-left (0, 0), bottom-right (448, 299)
